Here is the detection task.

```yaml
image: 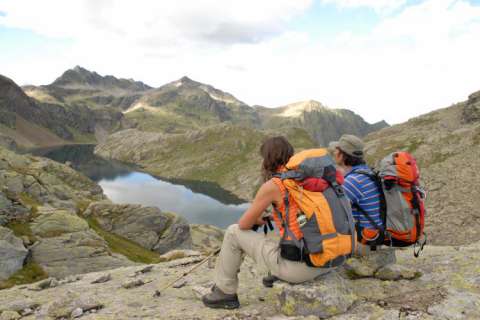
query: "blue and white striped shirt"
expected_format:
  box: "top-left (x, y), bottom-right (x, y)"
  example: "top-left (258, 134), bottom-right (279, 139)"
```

top-left (343, 165), bottom-right (383, 230)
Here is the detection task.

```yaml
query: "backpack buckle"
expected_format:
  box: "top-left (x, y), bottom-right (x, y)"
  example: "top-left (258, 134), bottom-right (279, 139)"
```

top-left (414, 233), bottom-right (427, 258)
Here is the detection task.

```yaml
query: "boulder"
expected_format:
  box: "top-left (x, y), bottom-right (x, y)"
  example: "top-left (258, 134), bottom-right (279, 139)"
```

top-left (276, 271), bottom-right (358, 318)
top-left (0, 311), bottom-right (21, 320)
top-left (31, 209), bottom-right (89, 238)
top-left (375, 264), bottom-right (421, 281)
top-left (31, 229), bottom-right (134, 278)
top-left (84, 202), bottom-right (191, 254)
top-left (190, 224), bottom-right (224, 252)
top-left (0, 226), bottom-right (28, 280)
top-left (344, 249), bottom-right (396, 278)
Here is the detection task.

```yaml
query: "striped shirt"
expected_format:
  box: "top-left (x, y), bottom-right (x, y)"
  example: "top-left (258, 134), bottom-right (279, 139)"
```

top-left (343, 165), bottom-right (383, 230)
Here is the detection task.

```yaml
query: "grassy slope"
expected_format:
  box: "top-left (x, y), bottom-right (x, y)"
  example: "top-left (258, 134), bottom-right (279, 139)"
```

top-left (97, 125), bottom-right (317, 200)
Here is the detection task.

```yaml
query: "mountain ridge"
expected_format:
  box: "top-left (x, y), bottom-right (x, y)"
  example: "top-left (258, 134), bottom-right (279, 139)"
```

top-left (0, 74), bottom-right (131, 148)
top-left (51, 65), bottom-right (152, 92)
top-left (21, 66), bottom-right (388, 143)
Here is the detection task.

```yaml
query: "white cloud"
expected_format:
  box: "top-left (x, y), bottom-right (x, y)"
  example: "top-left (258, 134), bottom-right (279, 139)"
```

top-left (321, 0), bottom-right (407, 13)
top-left (1, 0), bottom-right (480, 126)
top-left (0, 0), bottom-right (312, 45)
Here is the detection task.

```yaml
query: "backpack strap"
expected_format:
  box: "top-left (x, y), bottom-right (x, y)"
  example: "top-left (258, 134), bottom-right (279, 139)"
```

top-left (271, 178), bottom-right (305, 256)
top-left (345, 168), bottom-right (386, 244)
top-left (352, 204), bottom-right (385, 233)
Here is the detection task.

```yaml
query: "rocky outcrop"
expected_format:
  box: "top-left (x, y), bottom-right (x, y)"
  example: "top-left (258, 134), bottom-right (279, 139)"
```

top-left (31, 224), bottom-right (134, 279)
top-left (83, 202), bottom-right (192, 254)
top-left (0, 226), bottom-right (28, 280)
top-left (0, 241), bottom-right (479, 319)
top-left (462, 90), bottom-right (480, 124)
top-left (190, 224), bottom-right (224, 252)
top-left (0, 146), bottom-right (104, 225)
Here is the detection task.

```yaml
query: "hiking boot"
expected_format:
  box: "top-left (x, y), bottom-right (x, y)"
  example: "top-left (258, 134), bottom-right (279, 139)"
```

top-left (202, 285), bottom-right (240, 309)
top-left (262, 274), bottom-right (279, 288)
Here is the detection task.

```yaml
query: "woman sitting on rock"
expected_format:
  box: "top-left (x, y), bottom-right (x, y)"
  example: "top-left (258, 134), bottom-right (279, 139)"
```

top-left (202, 136), bottom-right (335, 309)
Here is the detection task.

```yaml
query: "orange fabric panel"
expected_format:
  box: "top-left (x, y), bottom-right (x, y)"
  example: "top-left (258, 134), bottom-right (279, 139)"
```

top-left (285, 148), bottom-right (329, 170)
top-left (271, 178), bottom-right (302, 240)
top-left (283, 179), bottom-right (337, 235)
top-left (387, 221), bottom-right (417, 243)
top-left (308, 235), bottom-right (352, 267)
top-left (395, 152), bottom-right (418, 182)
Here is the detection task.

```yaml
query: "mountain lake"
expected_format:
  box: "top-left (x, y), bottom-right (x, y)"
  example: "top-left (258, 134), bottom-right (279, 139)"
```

top-left (28, 144), bottom-right (249, 228)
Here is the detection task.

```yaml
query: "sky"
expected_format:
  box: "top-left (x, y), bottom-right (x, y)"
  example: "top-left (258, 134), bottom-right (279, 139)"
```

top-left (1, 0), bottom-right (480, 124)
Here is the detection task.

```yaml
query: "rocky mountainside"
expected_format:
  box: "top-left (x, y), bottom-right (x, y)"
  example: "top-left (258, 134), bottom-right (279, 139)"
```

top-left (0, 239), bottom-right (479, 319)
top-left (256, 100), bottom-right (388, 146)
top-left (95, 125), bottom-right (316, 200)
top-left (124, 76), bottom-right (261, 133)
top-left (23, 66), bottom-right (152, 110)
top-left (364, 90), bottom-right (480, 246)
top-left (0, 74), bottom-right (131, 148)
top-left (0, 145), bottom-right (213, 289)
top-left (51, 66), bottom-right (151, 92)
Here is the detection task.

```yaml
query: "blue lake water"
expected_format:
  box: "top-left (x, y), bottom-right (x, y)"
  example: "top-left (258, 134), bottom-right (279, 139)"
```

top-left (30, 144), bottom-right (248, 228)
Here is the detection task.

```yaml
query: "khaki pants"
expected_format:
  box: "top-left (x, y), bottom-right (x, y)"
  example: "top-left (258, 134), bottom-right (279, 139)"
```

top-left (214, 224), bottom-right (331, 294)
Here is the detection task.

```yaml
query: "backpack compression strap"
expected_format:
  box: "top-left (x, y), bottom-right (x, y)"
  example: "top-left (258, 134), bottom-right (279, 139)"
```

top-left (271, 179), bottom-right (305, 255)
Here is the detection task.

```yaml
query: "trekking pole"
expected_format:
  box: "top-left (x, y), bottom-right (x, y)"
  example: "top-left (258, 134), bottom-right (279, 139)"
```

top-left (153, 247), bottom-right (221, 297)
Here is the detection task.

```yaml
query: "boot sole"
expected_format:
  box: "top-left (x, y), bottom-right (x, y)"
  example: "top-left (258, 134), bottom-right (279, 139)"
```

top-left (203, 300), bottom-right (240, 310)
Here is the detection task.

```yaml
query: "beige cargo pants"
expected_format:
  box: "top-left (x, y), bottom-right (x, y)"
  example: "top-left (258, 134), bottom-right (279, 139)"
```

top-left (214, 224), bottom-right (332, 294)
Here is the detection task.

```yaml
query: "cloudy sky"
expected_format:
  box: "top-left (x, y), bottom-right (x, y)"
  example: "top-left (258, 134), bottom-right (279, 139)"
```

top-left (1, 0), bottom-right (479, 124)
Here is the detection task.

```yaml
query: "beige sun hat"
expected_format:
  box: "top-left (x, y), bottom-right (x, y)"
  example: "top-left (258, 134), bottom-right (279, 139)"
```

top-left (329, 134), bottom-right (365, 158)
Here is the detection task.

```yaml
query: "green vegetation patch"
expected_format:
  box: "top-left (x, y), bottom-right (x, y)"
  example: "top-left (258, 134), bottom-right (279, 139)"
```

top-left (0, 262), bottom-right (48, 290)
top-left (86, 217), bottom-right (163, 264)
top-left (18, 192), bottom-right (40, 217)
top-left (6, 221), bottom-right (38, 243)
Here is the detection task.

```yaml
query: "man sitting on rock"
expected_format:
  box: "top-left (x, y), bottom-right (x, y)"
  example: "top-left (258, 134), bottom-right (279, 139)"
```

top-left (329, 135), bottom-right (396, 274)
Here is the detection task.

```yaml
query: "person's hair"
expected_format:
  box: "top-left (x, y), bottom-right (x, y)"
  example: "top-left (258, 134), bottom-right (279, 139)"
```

top-left (338, 149), bottom-right (366, 167)
top-left (260, 136), bottom-right (294, 181)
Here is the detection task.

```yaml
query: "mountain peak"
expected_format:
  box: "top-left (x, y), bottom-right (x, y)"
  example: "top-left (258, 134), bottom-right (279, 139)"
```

top-left (279, 100), bottom-right (328, 117)
top-left (72, 65), bottom-right (90, 73)
top-left (51, 67), bottom-right (151, 91)
top-left (180, 76), bottom-right (194, 83)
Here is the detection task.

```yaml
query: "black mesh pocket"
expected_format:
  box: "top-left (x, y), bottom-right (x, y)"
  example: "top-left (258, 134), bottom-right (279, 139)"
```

top-left (280, 242), bottom-right (302, 261)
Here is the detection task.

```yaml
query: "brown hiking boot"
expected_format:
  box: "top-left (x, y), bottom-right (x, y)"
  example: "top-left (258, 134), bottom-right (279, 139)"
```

top-left (202, 285), bottom-right (240, 309)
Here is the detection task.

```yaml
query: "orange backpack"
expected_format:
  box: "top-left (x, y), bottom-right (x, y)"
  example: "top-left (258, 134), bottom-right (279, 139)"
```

top-left (271, 149), bottom-right (355, 268)
top-left (351, 151), bottom-right (427, 256)
top-left (377, 152), bottom-right (426, 255)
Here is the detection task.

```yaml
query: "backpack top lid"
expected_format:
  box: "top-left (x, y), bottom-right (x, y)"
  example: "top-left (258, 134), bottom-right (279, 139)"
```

top-left (378, 151), bottom-right (419, 183)
top-left (281, 148), bottom-right (337, 182)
